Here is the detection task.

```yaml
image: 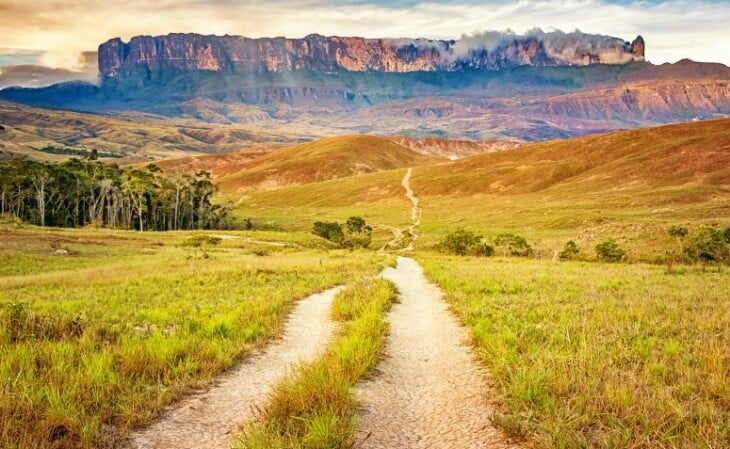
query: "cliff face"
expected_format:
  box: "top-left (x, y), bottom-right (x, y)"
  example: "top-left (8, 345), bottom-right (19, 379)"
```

top-left (98, 32), bottom-right (645, 78)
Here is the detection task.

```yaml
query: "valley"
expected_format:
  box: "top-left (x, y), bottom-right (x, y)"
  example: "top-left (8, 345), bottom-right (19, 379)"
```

top-left (1, 19), bottom-right (729, 449)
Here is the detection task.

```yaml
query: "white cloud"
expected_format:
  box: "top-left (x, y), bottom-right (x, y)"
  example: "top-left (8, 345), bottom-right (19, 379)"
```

top-left (0, 0), bottom-right (727, 71)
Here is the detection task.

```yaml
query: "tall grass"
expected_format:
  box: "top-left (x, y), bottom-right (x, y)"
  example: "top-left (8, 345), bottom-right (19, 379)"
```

top-left (0, 228), bottom-right (385, 448)
top-left (237, 278), bottom-right (397, 449)
top-left (419, 254), bottom-right (730, 448)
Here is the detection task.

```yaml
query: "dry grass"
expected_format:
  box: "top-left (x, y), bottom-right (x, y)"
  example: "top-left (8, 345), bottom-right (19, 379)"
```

top-left (236, 278), bottom-right (397, 449)
top-left (216, 135), bottom-right (430, 193)
top-left (418, 254), bottom-right (730, 448)
top-left (0, 226), bottom-right (386, 448)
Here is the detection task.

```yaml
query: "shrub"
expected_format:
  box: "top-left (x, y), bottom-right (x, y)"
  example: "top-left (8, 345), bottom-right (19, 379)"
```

top-left (684, 226), bottom-right (730, 264)
top-left (559, 240), bottom-right (580, 260)
top-left (595, 238), bottom-right (625, 263)
top-left (494, 233), bottom-right (532, 257)
top-left (438, 228), bottom-right (494, 257)
top-left (181, 235), bottom-right (222, 248)
top-left (312, 221), bottom-right (344, 244)
top-left (344, 216), bottom-right (372, 248)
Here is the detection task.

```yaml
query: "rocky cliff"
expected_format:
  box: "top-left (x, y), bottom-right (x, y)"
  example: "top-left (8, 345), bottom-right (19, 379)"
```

top-left (98, 31), bottom-right (645, 78)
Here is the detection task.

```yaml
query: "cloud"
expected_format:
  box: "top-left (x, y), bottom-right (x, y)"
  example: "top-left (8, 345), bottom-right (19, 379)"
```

top-left (0, 52), bottom-right (98, 88)
top-left (0, 0), bottom-right (726, 83)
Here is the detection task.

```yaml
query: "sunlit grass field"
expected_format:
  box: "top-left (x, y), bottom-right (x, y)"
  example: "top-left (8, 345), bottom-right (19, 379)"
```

top-left (418, 254), bottom-right (730, 448)
top-left (238, 278), bottom-right (397, 448)
top-left (0, 226), bottom-right (386, 448)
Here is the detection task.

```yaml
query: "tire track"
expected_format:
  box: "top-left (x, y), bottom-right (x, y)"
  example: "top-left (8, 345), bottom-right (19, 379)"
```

top-left (126, 287), bottom-right (341, 449)
top-left (355, 257), bottom-right (516, 449)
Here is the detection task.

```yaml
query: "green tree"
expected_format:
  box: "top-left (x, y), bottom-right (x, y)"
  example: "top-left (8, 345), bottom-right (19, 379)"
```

top-left (684, 226), bottom-right (729, 264)
top-left (494, 233), bottom-right (532, 257)
top-left (439, 228), bottom-right (493, 257)
top-left (345, 216), bottom-right (373, 248)
top-left (312, 221), bottom-right (344, 244)
top-left (595, 238), bottom-right (625, 263)
top-left (559, 240), bottom-right (580, 260)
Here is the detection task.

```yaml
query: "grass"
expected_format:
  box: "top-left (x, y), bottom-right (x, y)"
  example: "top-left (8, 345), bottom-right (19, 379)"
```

top-left (418, 253), bottom-right (730, 448)
top-left (236, 277), bottom-right (397, 449)
top-left (0, 226), bottom-right (386, 449)
top-left (216, 135), bottom-right (430, 193)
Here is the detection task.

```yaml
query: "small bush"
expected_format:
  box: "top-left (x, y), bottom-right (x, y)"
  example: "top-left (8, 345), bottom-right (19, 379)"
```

top-left (595, 238), bottom-right (625, 263)
top-left (312, 221), bottom-right (345, 244)
top-left (684, 226), bottom-right (730, 264)
top-left (181, 235), bottom-right (222, 248)
top-left (438, 228), bottom-right (494, 257)
top-left (559, 240), bottom-right (580, 260)
top-left (494, 233), bottom-right (532, 257)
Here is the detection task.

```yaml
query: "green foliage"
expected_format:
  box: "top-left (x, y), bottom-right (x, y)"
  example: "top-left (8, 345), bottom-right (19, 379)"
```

top-left (312, 221), bottom-right (344, 244)
top-left (344, 216), bottom-right (372, 248)
top-left (668, 225), bottom-right (688, 238)
top-left (312, 217), bottom-right (373, 249)
top-left (0, 158), bottom-right (225, 231)
top-left (494, 233), bottom-right (532, 257)
top-left (684, 226), bottom-right (730, 264)
top-left (558, 240), bottom-right (580, 260)
top-left (595, 238), bottom-right (625, 262)
top-left (181, 235), bottom-right (222, 248)
top-left (438, 228), bottom-right (494, 257)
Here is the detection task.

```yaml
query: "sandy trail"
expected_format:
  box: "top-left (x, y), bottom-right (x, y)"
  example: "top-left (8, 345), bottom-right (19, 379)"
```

top-left (401, 168), bottom-right (421, 251)
top-left (126, 287), bottom-right (341, 449)
top-left (355, 257), bottom-right (514, 449)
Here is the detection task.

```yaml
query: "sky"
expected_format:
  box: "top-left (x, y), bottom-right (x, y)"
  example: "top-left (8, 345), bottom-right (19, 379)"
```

top-left (0, 0), bottom-right (728, 87)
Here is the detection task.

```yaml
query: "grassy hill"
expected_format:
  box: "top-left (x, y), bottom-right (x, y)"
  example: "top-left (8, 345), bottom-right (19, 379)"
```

top-left (230, 119), bottom-right (730, 258)
top-left (0, 101), bottom-right (302, 164)
top-left (216, 135), bottom-right (431, 193)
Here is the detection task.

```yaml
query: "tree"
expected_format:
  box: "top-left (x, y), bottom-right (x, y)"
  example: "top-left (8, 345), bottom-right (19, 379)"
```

top-left (558, 240), bottom-right (580, 260)
top-left (684, 226), bottom-right (729, 264)
top-left (312, 221), bottom-right (344, 244)
top-left (438, 228), bottom-right (493, 257)
top-left (345, 216), bottom-right (372, 248)
top-left (595, 238), bottom-right (625, 263)
top-left (494, 233), bottom-right (532, 257)
top-left (668, 226), bottom-right (689, 253)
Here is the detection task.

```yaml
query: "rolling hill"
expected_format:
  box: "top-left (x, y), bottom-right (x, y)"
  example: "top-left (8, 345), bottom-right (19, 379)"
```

top-left (0, 101), bottom-right (303, 163)
top-left (229, 118), bottom-right (730, 257)
top-left (215, 135), bottom-right (431, 193)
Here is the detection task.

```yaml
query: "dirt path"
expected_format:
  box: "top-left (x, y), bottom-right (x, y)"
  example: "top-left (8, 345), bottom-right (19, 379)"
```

top-left (355, 257), bottom-right (515, 449)
top-left (126, 287), bottom-right (341, 449)
top-left (401, 168), bottom-right (421, 251)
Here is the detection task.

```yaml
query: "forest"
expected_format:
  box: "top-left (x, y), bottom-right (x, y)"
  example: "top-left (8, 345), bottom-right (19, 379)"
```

top-left (0, 158), bottom-right (229, 231)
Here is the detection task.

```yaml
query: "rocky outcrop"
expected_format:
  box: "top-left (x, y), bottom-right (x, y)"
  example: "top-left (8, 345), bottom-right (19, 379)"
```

top-left (98, 31), bottom-right (645, 78)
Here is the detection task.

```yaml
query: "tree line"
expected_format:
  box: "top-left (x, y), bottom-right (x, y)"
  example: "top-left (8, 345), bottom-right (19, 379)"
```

top-left (0, 158), bottom-right (229, 231)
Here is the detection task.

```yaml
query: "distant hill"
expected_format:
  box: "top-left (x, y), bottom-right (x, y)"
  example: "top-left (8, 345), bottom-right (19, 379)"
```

top-left (216, 135), bottom-right (431, 193)
top-left (411, 117), bottom-right (730, 196)
top-left (230, 119), bottom-right (730, 255)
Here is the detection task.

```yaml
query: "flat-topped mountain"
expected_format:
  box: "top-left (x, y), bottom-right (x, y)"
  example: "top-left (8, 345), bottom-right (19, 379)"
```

top-left (99, 31), bottom-right (644, 78)
top-left (1, 30), bottom-right (727, 144)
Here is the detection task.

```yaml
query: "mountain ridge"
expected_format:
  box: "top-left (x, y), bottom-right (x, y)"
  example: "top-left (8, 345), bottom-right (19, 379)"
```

top-left (98, 31), bottom-right (645, 79)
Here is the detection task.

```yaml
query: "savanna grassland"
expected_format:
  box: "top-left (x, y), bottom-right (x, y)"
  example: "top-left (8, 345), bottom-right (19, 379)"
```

top-left (418, 255), bottom-right (730, 448)
top-left (0, 224), bottom-right (387, 448)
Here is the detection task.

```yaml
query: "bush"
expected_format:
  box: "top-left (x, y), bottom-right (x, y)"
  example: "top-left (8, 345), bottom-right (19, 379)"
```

top-left (684, 226), bottom-right (729, 264)
top-left (438, 228), bottom-right (494, 257)
top-left (312, 221), bottom-right (345, 244)
top-left (559, 240), bottom-right (580, 260)
top-left (344, 216), bottom-right (372, 248)
top-left (313, 218), bottom-right (372, 248)
top-left (494, 233), bottom-right (532, 257)
top-left (595, 238), bottom-right (625, 263)
top-left (181, 235), bottom-right (222, 248)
